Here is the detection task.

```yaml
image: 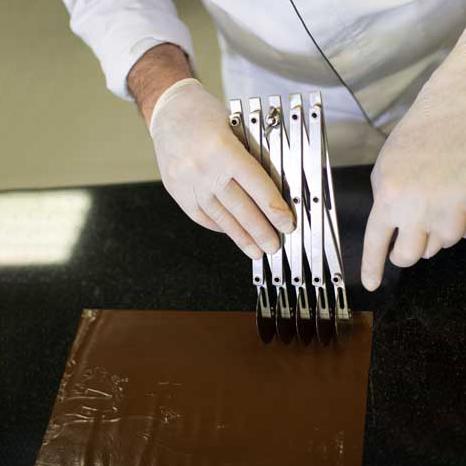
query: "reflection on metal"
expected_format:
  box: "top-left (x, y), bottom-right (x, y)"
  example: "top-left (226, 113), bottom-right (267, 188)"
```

top-left (0, 190), bottom-right (91, 266)
top-left (229, 93), bottom-right (351, 345)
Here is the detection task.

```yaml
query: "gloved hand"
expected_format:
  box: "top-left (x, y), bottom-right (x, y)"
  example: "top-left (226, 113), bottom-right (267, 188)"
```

top-left (150, 78), bottom-right (295, 259)
top-left (361, 31), bottom-right (466, 291)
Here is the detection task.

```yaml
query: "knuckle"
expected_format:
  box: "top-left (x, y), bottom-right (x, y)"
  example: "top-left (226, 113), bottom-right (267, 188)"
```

top-left (377, 179), bottom-right (404, 202)
top-left (212, 174), bottom-right (233, 195)
top-left (166, 150), bottom-right (219, 183)
top-left (208, 203), bottom-right (227, 225)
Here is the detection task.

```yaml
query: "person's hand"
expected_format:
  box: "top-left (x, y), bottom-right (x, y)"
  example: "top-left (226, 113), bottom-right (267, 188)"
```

top-left (361, 32), bottom-right (466, 291)
top-left (150, 78), bottom-right (295, 259)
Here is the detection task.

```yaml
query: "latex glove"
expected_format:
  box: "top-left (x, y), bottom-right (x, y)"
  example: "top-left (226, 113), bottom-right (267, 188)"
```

top-left (361, 31), bottom-right (466, 291)
top-left (150, 78), bottom-right (295, 259)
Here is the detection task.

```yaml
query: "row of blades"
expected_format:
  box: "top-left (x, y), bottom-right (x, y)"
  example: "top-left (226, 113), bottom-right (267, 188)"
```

top-left (229, 92), bottom-right (351, 345)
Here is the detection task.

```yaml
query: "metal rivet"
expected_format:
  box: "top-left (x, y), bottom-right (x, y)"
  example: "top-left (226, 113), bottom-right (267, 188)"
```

top-left (293, 197), bottom-right (300, 204)
top-left (311, 112), bottom-right (318, 119)
top-left (313, 197), bottom-right (319, 203)
top-left (314, 277), bottom-right (320, 283)
top-left (251, 117), bottom-right (257, 124)
top-left (292, 113), bottom-right (298, 120)
top-left (254, 276), bottom-right (260, 283)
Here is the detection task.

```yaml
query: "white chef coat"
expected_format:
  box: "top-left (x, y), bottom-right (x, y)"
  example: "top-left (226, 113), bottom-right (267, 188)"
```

top-left (63, 0), bottom-right (466, 165)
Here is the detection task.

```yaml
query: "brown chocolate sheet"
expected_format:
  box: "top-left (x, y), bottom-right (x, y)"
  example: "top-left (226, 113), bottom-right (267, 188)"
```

top-left (36, 310), bottom-right (373, 466)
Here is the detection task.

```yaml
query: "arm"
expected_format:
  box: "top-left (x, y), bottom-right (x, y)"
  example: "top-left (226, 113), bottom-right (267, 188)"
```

top-left (361, 28), bottom-right (466, 291)
top-left (63, 0), bottom-right (295, 259)
top-left (127, 55), bottom-right (295, 259)
top-left (62, 0), bottom-right (194, 99)
top-left (127, 44), bottom-right (192, 125)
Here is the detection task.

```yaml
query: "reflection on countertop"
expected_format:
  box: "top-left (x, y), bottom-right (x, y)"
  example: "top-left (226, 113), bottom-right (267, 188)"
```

top-left (0, 165), bottom-right (465, 466)
top-left (0, 190), bottom-right (91, 266)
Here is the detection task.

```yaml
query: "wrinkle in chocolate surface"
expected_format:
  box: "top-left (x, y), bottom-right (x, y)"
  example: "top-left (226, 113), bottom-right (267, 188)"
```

top-left (36, 310), bottom-right (373, 466)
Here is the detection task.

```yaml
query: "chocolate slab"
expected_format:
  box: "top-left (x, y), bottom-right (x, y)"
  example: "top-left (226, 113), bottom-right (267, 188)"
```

top-left (36, 310), bottom-right (373, 466)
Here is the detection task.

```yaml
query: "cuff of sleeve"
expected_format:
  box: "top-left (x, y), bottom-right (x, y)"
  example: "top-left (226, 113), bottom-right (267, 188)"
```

top-left (72, 10), bottom-right (195, 101)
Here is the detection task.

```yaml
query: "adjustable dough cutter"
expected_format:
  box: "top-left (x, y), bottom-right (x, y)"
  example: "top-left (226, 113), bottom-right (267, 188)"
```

top-left (229, 92), bottom-right (351, 345)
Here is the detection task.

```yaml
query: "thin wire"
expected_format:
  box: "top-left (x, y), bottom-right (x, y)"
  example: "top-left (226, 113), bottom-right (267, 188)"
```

top-left (289, 0), bottom-right (387, 139)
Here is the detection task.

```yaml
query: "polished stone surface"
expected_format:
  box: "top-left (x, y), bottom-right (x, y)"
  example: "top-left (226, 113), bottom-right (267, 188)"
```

top-left (0, 165), bottom-right (465, 466)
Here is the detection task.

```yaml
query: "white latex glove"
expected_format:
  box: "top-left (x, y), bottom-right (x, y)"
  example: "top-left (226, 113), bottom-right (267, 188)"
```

top-left (150, 78), bottom-right (295, 259)
top-left (361, 30), bottom-right (466, 291)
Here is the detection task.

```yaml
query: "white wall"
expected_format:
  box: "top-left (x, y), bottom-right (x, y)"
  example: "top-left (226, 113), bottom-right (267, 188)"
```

top-left (0, 0), bottom-right (222, 189)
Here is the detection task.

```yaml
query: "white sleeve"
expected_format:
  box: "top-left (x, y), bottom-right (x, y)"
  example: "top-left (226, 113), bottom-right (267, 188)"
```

top-left (62, 0), bottom-right (195, 100)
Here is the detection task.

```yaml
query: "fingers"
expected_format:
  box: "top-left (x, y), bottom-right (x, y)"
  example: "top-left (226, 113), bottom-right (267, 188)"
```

top-left (215, 179), bottom-right (280, 254)
top-left (389, 229), bottom-right (427, 267)
top-left (230, 150), bottom-right (295, 234)
top-left (198, 194), bottom-right (263, 260)
top-left (188, 208), bottom-right (223, 233)
top-left (423, 211), bottom-right (465, 258)
top-left (363, 205), bottom-right (463, 289)
top-left (433, 211), bottom-right (466, 248)
top-left (165, 186), bottom-right (223, 233)
top-left (423, 233), bottom-right (443, 259)
top-left (361, 204), bottom-right (395, 291)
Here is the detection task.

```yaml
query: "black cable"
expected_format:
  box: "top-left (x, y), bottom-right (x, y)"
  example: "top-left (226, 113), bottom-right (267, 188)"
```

top-left (289, 0), bottom-right (387, 138)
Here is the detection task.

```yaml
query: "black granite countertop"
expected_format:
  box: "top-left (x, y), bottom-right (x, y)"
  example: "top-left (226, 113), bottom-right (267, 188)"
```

top-left (0, 165), bottom-right (465, 466)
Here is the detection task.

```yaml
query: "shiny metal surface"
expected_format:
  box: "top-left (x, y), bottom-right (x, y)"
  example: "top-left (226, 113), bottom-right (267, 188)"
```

top-left (229, 92), bottom-right (351, 344)
top-left (230, 99), bottom-right (275, 341)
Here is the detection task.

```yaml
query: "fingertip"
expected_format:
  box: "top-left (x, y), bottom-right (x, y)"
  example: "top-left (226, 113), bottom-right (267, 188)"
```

top-left (244, 244), bottom-right (263, 260)
top-left (361, 206), bottom-right (394, 292)
top-left (268, 202), bottom-right (295, 233)
top-left (389, 251), bottom-right (419, 268)
top-left (361, 271), bottom-right (381, 292)
top-left (262, 237), bottom-right (280, 254)
top-left (278, 218), bottom-right (296, 234)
